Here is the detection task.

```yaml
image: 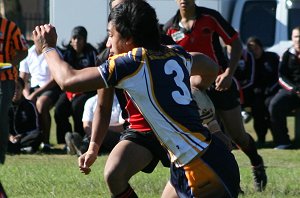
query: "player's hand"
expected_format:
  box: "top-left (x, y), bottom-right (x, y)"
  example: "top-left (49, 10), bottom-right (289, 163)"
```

top-left (32, 24), bottom-right (57, 53)
top-left (78, 150), bottom-right (98, 175)
top-left (215, 73), bottom-right (232, 91)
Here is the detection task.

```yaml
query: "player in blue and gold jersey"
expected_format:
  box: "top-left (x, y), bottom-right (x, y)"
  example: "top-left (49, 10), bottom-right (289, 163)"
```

top-left (33, 1), bottom-right (240, 197)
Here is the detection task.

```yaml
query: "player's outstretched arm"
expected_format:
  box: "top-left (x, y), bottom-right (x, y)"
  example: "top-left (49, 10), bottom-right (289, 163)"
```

top-left (33, 24), bottom-right (105, 93)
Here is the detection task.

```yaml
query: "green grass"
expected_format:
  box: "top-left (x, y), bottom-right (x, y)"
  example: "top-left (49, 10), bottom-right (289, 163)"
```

top-left (1, 118), bottom-right (299, 197)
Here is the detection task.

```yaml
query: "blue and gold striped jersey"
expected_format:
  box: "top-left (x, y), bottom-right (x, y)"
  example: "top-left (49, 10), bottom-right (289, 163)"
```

top-left (98, 45), bottom-right (211, 166)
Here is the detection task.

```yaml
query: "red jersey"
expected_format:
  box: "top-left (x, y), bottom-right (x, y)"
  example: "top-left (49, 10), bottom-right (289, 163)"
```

top-left (164, 6), bottom-right (239, 71)
top-left (0, 18), bottom-right (28, 81)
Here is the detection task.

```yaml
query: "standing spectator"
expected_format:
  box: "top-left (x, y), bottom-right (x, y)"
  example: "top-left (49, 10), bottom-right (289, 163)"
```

top-left (33, 0), bottom-right (241, 196)
top-left (164, 0), bottom-right (267, 192)
top-left (7, 77), bottom-right (42, 153)
top-left (269, 26), bottom-right (300, 149)
top-left (0, 17), bottom-right (28, 164)
top-left (19, 42), bottom-right (62, 151)
top-left (54, 26), bottom-right (97, 144)
top-left (247, 37), bottom-right (280, 146)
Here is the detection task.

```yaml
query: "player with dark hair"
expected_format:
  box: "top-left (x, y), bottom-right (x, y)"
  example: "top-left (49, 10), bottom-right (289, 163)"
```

top-left (33, 1), bottom-right (240, 197)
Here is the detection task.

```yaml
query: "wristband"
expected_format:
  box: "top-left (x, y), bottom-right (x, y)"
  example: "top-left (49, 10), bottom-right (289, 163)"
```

top-left (43, 47), bottom-right (56, 55)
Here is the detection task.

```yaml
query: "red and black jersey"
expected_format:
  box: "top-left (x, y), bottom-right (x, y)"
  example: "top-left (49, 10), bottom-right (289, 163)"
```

top-left (0, 18), bottom-right (28, 81)
top-left (164, 6), bottom-right (239, 71)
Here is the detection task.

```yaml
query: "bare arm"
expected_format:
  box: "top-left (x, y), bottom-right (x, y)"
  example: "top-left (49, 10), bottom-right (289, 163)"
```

top-left (190, 52), bottom-right (219, 90)
top-left (33, 24), bottom-right (106, 92)
top-left (19, 71), bottom-right (31, 98)
top-left (78, 88), bottom-right (115, 174)
top-left (225, 38), bottom-right (243, 77)
top-left (83, 121), bottom-right (92, 137)
top-left (215, 38), bottom-right (243, 91)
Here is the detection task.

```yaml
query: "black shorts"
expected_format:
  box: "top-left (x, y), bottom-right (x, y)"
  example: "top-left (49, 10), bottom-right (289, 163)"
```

top-left (206, 81), bottom-right (240, 111)
top-left (120, 129), bottom-right (170, 173)
top-left (30, 85), bottom-right (62, 103)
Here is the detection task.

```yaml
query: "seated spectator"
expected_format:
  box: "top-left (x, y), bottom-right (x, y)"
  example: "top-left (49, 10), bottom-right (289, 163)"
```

top-left (269, 26), bottom-right (300, 149)
top-left (247, 36), bottom-right (280, 146)
top-left (65, 94), bottom-right (123, 156)
top-left (7, 77), bottom-right (42, 154)
top-left (19, 42), bottom-right (62, 152)
top-left (54, 26), bottom-right (97, 144)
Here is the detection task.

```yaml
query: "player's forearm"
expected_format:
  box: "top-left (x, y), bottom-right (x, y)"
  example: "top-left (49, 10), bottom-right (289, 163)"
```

top-left (226, 39), bottom-right (243, 76)
top-left (89, 88), bottom-right (114, 152)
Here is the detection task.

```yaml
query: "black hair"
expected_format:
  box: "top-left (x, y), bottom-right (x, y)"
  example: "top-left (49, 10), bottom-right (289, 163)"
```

top-left (247, 36), bottom-right (263, 49)
top-left (108, 0), bottom-right (161, 50)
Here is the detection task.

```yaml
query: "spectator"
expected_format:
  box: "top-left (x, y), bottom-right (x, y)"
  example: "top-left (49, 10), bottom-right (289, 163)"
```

top-left (7, 77), bottom-right (42, 153)
top-left (0, 17), bottom-right (28, 164)
top-left (65, 94), bottom-right (123, 156)
top-left (54, 26), bottom-right (97, 144)
top-left (33, 0), bottom-right (241, 197)
top-left (164, 0), bottom-right (267, 192)
top-left (19, 42), bottom-right (62, 151)
top-left (269, 26), bottom-right (300, 149)
top-left (247, 36), bottom-right (280, 146)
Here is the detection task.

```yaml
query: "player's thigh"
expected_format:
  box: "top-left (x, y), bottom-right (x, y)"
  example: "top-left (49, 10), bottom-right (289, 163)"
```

top-left (105, 140), bottom-right (154, 179)
top-left (161, 181), bottom-right (178, 198)
top-left (217, 106), bottom-right (249, 145)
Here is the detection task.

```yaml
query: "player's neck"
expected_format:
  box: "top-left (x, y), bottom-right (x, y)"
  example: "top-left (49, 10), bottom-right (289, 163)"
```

top-left (180, 5), bottom-right (196, 21)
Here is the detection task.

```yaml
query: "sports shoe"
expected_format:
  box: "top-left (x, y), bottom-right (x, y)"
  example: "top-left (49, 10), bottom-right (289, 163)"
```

top-left (274, 144), bottom-right (291, 150)
top-left (20, 146), bottom-right (33, 154)
top-left (71, 132), bottom-right (83, 156)
top-left (241, 111), bottom-right (252, 123)
top-left (252, 161), bottom-right (267, 192)
top-left (40, 143), bottom-right (52, 153)
top-left (65, 132), bottom-right (76, 155)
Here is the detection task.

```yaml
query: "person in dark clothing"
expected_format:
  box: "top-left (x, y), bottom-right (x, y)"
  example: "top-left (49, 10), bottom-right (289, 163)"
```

top-left (54, 26), bottom-right (97, 144)
top-left (247, 37), bottom-right (280, 145)
top-left (7, 77), bottom-right (42, 153)
top-left (269, 26), bottom-right (300, 149)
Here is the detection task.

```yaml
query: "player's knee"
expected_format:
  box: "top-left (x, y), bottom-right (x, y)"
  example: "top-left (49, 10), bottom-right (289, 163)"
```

top-left (104, 165), bottom-right (123, 186)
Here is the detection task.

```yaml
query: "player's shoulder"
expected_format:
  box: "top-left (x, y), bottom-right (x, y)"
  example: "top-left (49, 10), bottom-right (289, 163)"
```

top-left (196, 5), bottom-right (221, 16)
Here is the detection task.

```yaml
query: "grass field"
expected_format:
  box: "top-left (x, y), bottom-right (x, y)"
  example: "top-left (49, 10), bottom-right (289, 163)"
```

top-left (1, 117), bottom-right (300, 197)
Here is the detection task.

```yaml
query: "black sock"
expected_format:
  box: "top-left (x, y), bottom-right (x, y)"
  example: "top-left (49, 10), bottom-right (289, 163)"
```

top-left (112, 185), bottom-right (138, 198)
top-left (240, 134), bottom-right (263, 166)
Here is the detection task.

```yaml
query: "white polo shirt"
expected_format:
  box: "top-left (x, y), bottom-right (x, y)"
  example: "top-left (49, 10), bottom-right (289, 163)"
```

top-left (19, 45), bottom-right (51, 88)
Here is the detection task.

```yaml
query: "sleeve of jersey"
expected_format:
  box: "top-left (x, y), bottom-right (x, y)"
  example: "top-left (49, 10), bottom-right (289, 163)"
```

top-left (208, 8), bottom-right (239, 45)
top-left (278, 51), bottom-right (299, 92)
top-left (97, 49), bottom-right (144, 88)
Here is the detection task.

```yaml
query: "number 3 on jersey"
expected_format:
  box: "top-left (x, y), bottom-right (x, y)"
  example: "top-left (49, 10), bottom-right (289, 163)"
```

top-left (164, 59), bottom-right (192, 105)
